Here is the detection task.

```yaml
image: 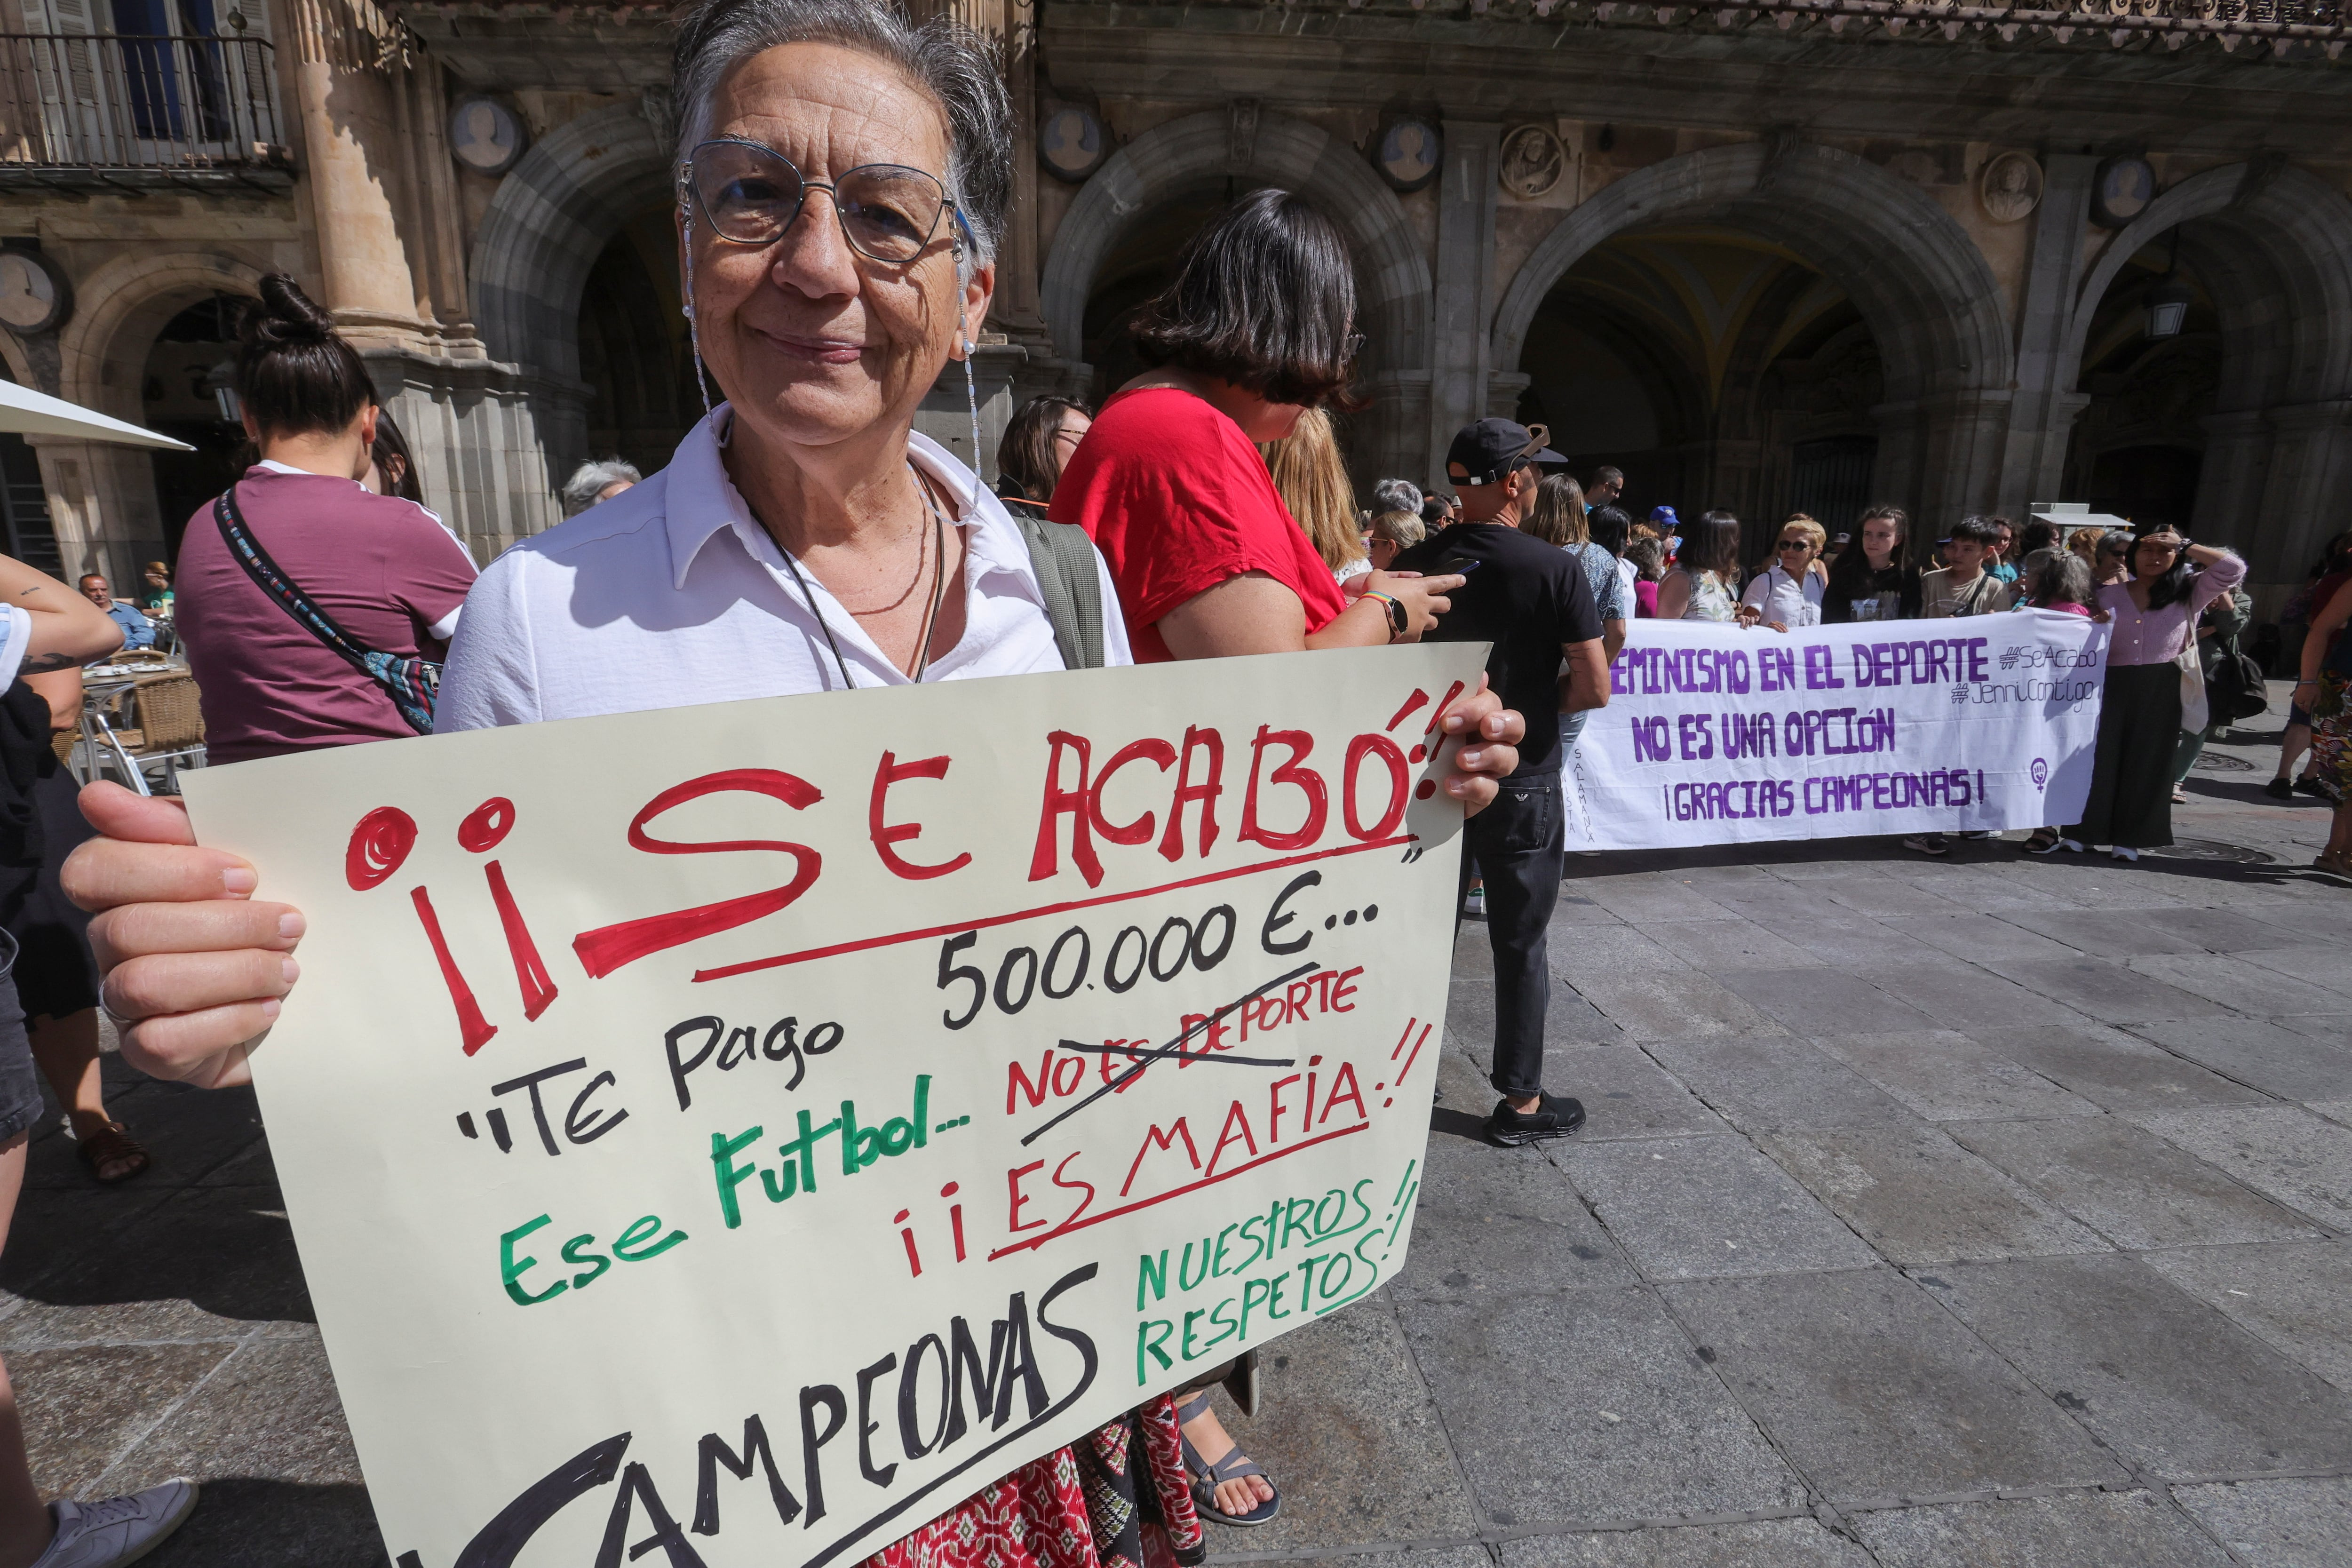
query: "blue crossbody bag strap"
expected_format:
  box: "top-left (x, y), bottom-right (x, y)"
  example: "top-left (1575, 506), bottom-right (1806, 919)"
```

top-left (213, 485), bottom-right (440, 735)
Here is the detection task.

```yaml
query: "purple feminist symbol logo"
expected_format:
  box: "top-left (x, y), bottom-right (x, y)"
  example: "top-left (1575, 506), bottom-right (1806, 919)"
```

top-left (2031, 758), bottom-right (2049, 792)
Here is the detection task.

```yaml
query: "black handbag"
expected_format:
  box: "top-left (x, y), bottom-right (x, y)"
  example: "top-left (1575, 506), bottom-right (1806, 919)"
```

top-left (2205, 637), bottom-right (2270, 726)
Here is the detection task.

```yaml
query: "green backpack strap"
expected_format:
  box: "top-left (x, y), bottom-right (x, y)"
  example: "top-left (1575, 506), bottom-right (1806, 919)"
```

top-left (1011, 512), bottom-right (1108, 670)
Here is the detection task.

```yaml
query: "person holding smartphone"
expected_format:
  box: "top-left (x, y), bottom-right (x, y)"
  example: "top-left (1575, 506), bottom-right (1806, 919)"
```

top-left (1393, 418), bottom-right (1610, 1149)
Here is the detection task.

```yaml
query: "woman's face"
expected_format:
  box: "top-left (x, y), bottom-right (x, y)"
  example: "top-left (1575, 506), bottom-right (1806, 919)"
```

top-left (682, 42), bottom-right (992, 456)
top-left (1860, 516), bottom-right (1899, 566)
top-left (1050, 407), bottom-right (1091, 480)
top-left (2133, 534), bottom-right (2183, 580)
top-left (2098, 539), bottom-right (2130, 579)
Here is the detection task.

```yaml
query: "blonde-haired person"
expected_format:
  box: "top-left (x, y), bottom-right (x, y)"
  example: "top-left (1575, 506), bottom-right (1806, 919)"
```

top-left (1257, 406), bottom-right (1369, 581)
top-left (2067, 525), bottom-right (2106, 567)
top-left (1362, 507), bottom-right (1425, 571)
top-left (1526, 473), bottom-right (1628, 661)
top-left (1740, 516), bottom-right (1827, 631)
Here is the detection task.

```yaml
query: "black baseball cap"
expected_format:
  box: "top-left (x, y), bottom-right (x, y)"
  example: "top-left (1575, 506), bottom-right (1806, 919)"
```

top-left (1446, 418), bottom-right (1565, 487)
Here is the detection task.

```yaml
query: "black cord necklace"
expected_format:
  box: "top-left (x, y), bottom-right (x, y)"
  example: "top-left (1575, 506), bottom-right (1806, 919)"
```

top-left (779, 462), bottom-right (950, 690)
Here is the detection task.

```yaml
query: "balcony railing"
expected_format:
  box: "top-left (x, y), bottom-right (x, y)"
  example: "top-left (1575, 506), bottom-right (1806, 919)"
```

top-left (0, 34), bottom-right (291, 186)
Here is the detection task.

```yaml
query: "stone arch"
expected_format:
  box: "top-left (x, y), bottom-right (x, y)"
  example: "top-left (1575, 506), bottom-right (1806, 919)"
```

top-left (1494, 143), bottom-right (2010, 405)
top-left (1041, 109), bottom-right (1431, 374)
top-left (470, 100), bottom-right (675, 387)
top-left (56, 250), bottom-right (263, 418)
top-left (1491, 143), bottom-right (2013, 527)
top-left (2063, 161), bottom-right (2352, 583)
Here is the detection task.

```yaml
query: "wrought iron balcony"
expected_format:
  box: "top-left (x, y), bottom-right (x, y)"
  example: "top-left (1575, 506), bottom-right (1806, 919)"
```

top-left (0, 33), bottom-right (292, 189)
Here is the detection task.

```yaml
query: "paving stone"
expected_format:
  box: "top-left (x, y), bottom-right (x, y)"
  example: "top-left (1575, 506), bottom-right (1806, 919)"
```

top-left (1501, 1516), bottom-right (1876, 1567)
top-left (1580, 877), bottom-right (1740, 924)
top-left (1645, 918), bottom-right (1827, 971)
top-left (2172, 1476), bottom-right (2352, 1568)
top-left (1551, 890), bottom-right (1635, 928)
top-left (1762, 1127), bottom-right (2106, 1265)
top-left (1792, 916), bottom-right (1951, 970)
top-left (2131, 1019), bottom-right (2352, 1104)
top-left (2126, 952), bottom-right (2352, 1017)
top-left (2142, 1242), bottom-right (2352, 1394)
top-left (2276, 1012), bottom-right (2352, 1043)
top-left (1541, 1047), bottom-right (1727, 1142)
top-left (1808, 1031), bottom-right (2102, 1122)
top-left (1852, 1489), bottom-right (2233, 1568)
top-left (1708, 968), bottom-right (1934, 1035)
top-left (2239, 945), bottom-right (2352, 998)
top-left (1560, 1136), bottom-right (1877, 1280)
top-left (1215, 1302), bottom-right (1483, 1552)
top-left (1549, 923), bottom-right (1691, 981)
top-left (1846, 957), bottom-right (2083, 1030)
top-left (1660, 1269), bottom-right (2128, 1502)
top-left (1449, 979), bottom-right (1626, 1052)
top-left (1997, 958), bottom-right (2236, 1023)
top-left (1394, 1133), bottom-right (1636, 1303)
top-left (1876, 864), bottom-right (2081, 911)
top-left (1452, 925), bottom-right (1495, 982)
top-left (1966, 1024), bottom-right (2276, 1115)
top-left (1924, 1253), bottom-right (2352, 1479)
top-left (1557, 970), bottom-right (1786, 1044)
top-left (1702, 886), bottom-right (1895, 937)
top-left (2002, 906), bottom-right (2312, 958)
top-left (1399, 1287), bottom-right (1804, 1527)
top-left (11, 1341), bottom-right (234, 1496)
top-left (1252, 1551), bottom-right (1492, 1568)
top-left (1882, 913), bottom-right (2084, 964)
top-left (2136, 1106), bottom-right (2352, 1228)
top-left (1642, 1037), bottom-right (1923, 1135)
top-left (1951, 1119), bottom-right (2322, 1249)
top-left (1815, 877), bottom-right (1973, 917)
top-left (0, 1188), bottom-right (312, 1348)
top-left (138, 1477), bottom-right (388, 1568)
top-left (102, 1330), bottom-right (360, 1492)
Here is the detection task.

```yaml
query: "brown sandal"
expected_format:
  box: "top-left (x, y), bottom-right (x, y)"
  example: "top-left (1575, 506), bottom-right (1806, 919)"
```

top-left (76, 1121), bottom-right (151, 1185)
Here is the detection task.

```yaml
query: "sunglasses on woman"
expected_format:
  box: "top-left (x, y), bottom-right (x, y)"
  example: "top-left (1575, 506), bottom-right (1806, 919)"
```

top-left (683, 138), bottom-right (967, 263)
top-left (1776, 538), bottom-right (1812, 553)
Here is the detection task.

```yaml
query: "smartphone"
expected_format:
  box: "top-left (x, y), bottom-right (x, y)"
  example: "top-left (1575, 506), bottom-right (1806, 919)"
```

top-left (1436, 555), bottom-right (1482, 574)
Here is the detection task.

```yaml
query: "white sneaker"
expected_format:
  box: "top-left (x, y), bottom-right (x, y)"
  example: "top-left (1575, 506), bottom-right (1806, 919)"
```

top-left (1463, 885), bottom-right (1486, 920)
top-left (31, 1480), bottom-right (199, 1568)
top-left (2111, 846), bottom-right (2140, 863)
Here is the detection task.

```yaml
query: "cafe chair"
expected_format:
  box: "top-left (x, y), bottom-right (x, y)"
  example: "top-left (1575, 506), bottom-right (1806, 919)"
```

top-left (82, 673), bottom-right (207, 796)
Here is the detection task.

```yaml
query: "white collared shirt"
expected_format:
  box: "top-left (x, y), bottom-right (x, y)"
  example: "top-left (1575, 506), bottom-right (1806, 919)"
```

top-left (1739, 563), bottom-right (1825, 628)
top-left (438, 410), bottom-right (1132, 731)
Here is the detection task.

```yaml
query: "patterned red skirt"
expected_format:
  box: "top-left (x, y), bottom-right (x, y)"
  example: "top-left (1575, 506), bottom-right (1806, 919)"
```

top-left (863, 1396), bottom-right (1203, 1568)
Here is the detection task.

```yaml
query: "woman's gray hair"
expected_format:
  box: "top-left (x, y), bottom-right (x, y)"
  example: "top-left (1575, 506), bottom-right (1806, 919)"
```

top-left (1371, 477), bottom-right (1422, 516)
top-left (671, 0), bottom-right (1012, 269)
top-left (2023, 546), bottom-right (2092, 607)
top-left (562, 457), bottom-right (643, 516)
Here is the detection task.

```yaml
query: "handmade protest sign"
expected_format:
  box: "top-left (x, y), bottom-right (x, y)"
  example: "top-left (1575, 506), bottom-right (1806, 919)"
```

top-left (178, 644), bottom-right (1484, 1568)
top-left (1562, 612), bottom-right (2110, 851)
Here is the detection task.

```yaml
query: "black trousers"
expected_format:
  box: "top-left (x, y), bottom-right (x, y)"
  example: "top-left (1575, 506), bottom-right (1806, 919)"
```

top-left (1459, 773), bottom-right (1564, 1101)
top-left (2066, 661), bottom-right (2181, 850)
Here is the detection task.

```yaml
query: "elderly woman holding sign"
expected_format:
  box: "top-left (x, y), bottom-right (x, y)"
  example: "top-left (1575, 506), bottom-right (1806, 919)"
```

top-left (65, 0), bottom-right (1523, 1552)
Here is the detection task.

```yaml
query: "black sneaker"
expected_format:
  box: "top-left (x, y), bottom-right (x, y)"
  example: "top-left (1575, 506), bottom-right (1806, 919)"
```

top-left (1484, 1092), bottom-right (1586, 1147)
top-left (1902, 833), bottom-right (1951, 856)
top-left (2296, 775), bottom-right (2344, 805)
top-left (2266, 776), bottom-right (2295, 800)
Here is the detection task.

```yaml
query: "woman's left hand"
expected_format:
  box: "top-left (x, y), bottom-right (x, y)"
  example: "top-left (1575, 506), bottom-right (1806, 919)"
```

top-left (1439, 675), bottom-right (1523, 817)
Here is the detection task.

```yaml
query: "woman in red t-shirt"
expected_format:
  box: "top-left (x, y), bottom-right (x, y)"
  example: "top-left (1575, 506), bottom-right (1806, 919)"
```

top-left (1050, 186), bottom-right (1525, 1527)
top-left (1052, 189), bottom-right (1462, 662)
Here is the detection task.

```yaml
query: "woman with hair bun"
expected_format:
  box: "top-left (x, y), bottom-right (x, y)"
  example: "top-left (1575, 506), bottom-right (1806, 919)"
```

top-left (173, 274), bottom-right (478, 761)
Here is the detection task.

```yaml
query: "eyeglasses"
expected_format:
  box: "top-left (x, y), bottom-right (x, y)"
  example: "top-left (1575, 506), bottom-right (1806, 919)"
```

top-left (683, 138), bottom-right (961, 264)
top-left (1775, 539), bottom-right (1811, 552)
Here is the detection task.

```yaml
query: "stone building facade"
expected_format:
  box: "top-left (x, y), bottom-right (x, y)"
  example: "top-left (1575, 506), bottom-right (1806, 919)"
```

top-left (2, 0), bottom-right (2348, 609)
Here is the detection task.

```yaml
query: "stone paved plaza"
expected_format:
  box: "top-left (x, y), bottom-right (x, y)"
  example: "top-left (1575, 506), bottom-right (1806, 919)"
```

top-left (7, 713), bottom-right (2352, 1567)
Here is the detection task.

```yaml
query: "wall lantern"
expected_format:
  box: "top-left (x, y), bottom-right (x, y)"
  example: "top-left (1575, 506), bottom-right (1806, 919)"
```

top-left (2145, 232), bottom-right (2191, 341)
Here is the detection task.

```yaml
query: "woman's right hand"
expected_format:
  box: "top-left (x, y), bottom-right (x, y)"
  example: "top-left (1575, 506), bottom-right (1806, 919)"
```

top-left (60, 782), bottom-right (303, 1090)
top-left (1363, 569), bottom-right (1464, 640)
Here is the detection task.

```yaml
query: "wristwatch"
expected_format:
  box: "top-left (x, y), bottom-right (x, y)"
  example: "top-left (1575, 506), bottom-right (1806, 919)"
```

top-left (1382, 593), bottom-right (1411, 641)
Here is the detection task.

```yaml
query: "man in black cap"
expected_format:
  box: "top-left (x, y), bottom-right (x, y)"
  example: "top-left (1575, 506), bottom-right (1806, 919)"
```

top-left (1397, 418), bottom-right (1610, 1147)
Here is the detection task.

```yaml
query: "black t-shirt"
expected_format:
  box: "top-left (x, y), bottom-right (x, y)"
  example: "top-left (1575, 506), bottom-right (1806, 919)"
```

top-left (1822, 562), bottom-right (1923, 623)
top-left (1393, 521), bottom-right (1604, 775)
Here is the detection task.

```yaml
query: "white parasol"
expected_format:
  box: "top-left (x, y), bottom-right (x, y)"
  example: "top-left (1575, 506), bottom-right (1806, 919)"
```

top-left (0, 378), bottom-right (192, 450)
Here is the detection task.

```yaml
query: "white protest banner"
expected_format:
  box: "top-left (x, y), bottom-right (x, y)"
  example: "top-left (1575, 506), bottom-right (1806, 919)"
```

top-left (1562, 611), bottom-right (2110, 851)
top-left (178, 644), bottom-right (1486, 1568)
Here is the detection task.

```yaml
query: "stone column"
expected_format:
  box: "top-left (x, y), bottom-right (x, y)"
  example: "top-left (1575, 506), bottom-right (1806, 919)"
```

top-left (1916, 389), bottom-right (2012, 529)
top-left (1427, 119), bottom-right (1500, 492)
top-left (278, 0), bottom-right (429, 350)
top-left (2250, 399), bottom-right (2352, 602)
top-left (1996, 154), bottom-right (2099, 517)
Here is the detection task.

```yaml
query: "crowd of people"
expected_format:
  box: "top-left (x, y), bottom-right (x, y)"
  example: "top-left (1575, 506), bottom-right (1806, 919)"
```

top-left (0, 0), bottom-right (2339, 1562)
